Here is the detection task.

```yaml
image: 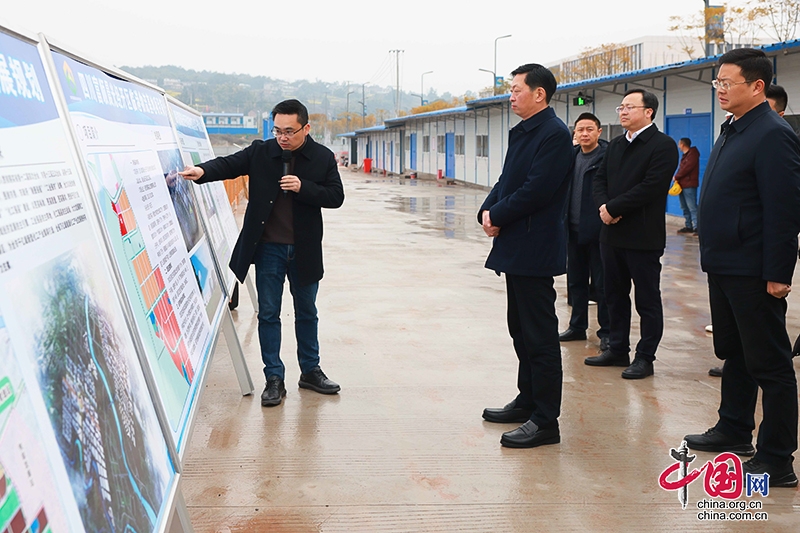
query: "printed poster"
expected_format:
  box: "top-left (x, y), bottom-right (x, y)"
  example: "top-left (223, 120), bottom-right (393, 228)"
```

top-left (0, 29), bottom-right (174, 532)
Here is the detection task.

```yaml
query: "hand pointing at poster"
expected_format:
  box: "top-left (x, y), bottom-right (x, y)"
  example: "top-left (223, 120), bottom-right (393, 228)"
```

top-left (178, 165), bottom-right (205, 181)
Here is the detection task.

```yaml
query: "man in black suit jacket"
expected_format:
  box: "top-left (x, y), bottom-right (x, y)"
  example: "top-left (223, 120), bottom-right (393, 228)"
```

top-left (684, 49), bottom-right (800, 488)
top-left (180, 99), bottom-right (345, 407)
top-left (586, 89), bottom-right (678, 379)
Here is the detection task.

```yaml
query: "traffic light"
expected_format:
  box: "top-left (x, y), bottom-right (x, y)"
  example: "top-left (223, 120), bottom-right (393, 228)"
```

top-left (573, 92), bottom-right (593, 106)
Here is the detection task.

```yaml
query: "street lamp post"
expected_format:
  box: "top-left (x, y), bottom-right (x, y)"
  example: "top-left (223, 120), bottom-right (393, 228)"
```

top-left (420, 71), bottom-right (433, 106)
top-left (493, 34), bottom-right (512, 95)
top-left (478, 68), bottom-right (495, 92)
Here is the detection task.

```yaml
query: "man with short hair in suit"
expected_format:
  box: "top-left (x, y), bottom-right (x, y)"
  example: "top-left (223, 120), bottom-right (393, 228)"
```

top-left (585, 89), bottom-right (678, 379)
top-left (684, 48), bottom-right (800, 488)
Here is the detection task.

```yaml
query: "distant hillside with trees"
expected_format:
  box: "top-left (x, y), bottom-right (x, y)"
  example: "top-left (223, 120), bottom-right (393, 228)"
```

top-left (118, 65), bottom-right (461, 136)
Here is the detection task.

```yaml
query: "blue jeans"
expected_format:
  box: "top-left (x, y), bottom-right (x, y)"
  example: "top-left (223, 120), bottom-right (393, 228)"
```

top-left (253, 242), bottom-right (319, 380)
top-left (678, 187), bottom-right (698, 230)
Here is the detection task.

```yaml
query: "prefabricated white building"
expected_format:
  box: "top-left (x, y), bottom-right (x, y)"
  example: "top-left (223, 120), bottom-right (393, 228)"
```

top-left (347, 39), bottom-right (800, 217)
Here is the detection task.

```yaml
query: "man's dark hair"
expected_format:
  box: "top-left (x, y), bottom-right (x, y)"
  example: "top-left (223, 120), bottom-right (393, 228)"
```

top-left (766, 83), bottom-right (788, 113)
top-left (718, 48), bottom-right (772, 90)
top-left (272, 99), bottom-right (309, 125)
top-left (511, 63), bottom-right (557, 104)
top-left (623, 88), bottom-right (659, 120)
top-left (574, 112), bottom-right (601, 129)
top-left (679, 137), bottom-right (692, 147)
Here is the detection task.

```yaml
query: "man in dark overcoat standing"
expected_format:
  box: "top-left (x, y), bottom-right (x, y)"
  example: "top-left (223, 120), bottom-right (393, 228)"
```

top-left (479, 63), bottom-right (574, 448)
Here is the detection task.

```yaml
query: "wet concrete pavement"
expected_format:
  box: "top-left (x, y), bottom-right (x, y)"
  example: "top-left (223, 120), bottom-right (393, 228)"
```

top-left (182, 171), bottom-right (800, 532)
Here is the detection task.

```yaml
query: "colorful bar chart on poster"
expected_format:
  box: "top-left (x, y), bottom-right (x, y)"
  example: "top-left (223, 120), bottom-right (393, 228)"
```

top-left (49, 49), bottom-right (217, 453)
top-left (168, 99), bottom-right (238, 294)
top-left (0, 28), bottom-right (175, 532)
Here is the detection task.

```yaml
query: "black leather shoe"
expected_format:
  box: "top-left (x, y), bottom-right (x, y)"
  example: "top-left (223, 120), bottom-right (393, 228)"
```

top-left (558, 328), bottom-right (586, 342)
top-left (585, 350), bottom-right (630, 367)
top-left (298, 367), bottom-right (340, 394)
top-left (621, 358), bottom-right (654, 379)
top-left (500, 421), bottom-right (560, 448)
top-left (684, 427), bottom-right (755, 456)
top-left (708, 366), bottom-right (722, 377)
top-left (261, 376), bottom-right (286, 407)
top-left (599, 337), bottom-right (610, 352)
top-left (742, 458), bottom-right (798, 487)
top-left (482, 400), bottom-right (533, 424)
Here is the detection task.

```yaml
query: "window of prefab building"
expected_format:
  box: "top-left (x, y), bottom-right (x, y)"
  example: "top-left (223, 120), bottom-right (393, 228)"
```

top-left (423, 135), bottom-right (430, 152)
top-left (230, 116), bottom-right (241, 125)
top-left (476, 135), bottom-right (489, 157)
top-left (455, 135), bottom-right (465, 155)
top-left (437, 135), bottom-right (445, 151)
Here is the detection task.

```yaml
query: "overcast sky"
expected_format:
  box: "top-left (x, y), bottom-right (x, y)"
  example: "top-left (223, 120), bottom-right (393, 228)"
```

top-left (5, 0), bottom-right (711, 96)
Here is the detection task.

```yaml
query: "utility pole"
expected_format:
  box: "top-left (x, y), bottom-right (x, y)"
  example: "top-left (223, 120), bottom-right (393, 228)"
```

top-left (390, 49), bottom-right (404, 117)
top-left (361, 83), bottom-right (366, 128)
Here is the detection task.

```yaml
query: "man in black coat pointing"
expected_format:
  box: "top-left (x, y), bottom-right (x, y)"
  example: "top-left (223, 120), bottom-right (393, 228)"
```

top-left (180, 99), bottom-right (344, 407)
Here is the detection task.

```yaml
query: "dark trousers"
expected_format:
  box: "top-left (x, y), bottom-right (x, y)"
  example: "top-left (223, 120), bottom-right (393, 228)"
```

top-left (708, 274), bottom-right (798, 466)
top-left (567, 231), bottom-right (609, 338)
top-left (506, 275), bottom-right (562, 429)
top-left (600, 243), bottom-right (663, 362)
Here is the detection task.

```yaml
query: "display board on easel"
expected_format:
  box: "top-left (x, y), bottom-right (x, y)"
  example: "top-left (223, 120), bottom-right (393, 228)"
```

top-left (40, 37), bottom-right (252, 459)
top-left (0, 25), bottom-right (178, 533)
top-left (166, 97), bottom-right (240, 296)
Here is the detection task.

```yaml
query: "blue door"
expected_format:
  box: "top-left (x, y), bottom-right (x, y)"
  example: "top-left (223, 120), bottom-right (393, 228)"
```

top-left (665, 114), bottom-right (712, 216)
top-left (445, 133), bottom-right (455, 178)
top-left (390, 142), bottom-right (394, 173)
top-left (410, 133), bottom-right (417, 170)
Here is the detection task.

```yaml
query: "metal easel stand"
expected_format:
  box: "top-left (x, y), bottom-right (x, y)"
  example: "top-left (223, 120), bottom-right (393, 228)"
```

top-left (222, 305), bottom-right (254, 396)
top-left (165, 485), bottom-right (195, 533)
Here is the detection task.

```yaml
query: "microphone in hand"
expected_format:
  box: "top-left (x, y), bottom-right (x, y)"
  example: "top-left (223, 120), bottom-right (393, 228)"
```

top-left (281, 149), bottom-right (292, 196)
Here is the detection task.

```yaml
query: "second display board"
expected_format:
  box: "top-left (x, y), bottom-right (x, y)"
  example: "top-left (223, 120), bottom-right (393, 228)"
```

top-left (48, 48), bottom-right (227, 455)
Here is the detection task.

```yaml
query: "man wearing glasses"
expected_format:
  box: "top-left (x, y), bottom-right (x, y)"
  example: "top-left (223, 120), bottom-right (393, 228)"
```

top-left (684, 48), bottom-right (800, 488)
top-left (180, 99), bottom-right (345, 407)
top-left (586, 89), bottom-right (678, 379)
